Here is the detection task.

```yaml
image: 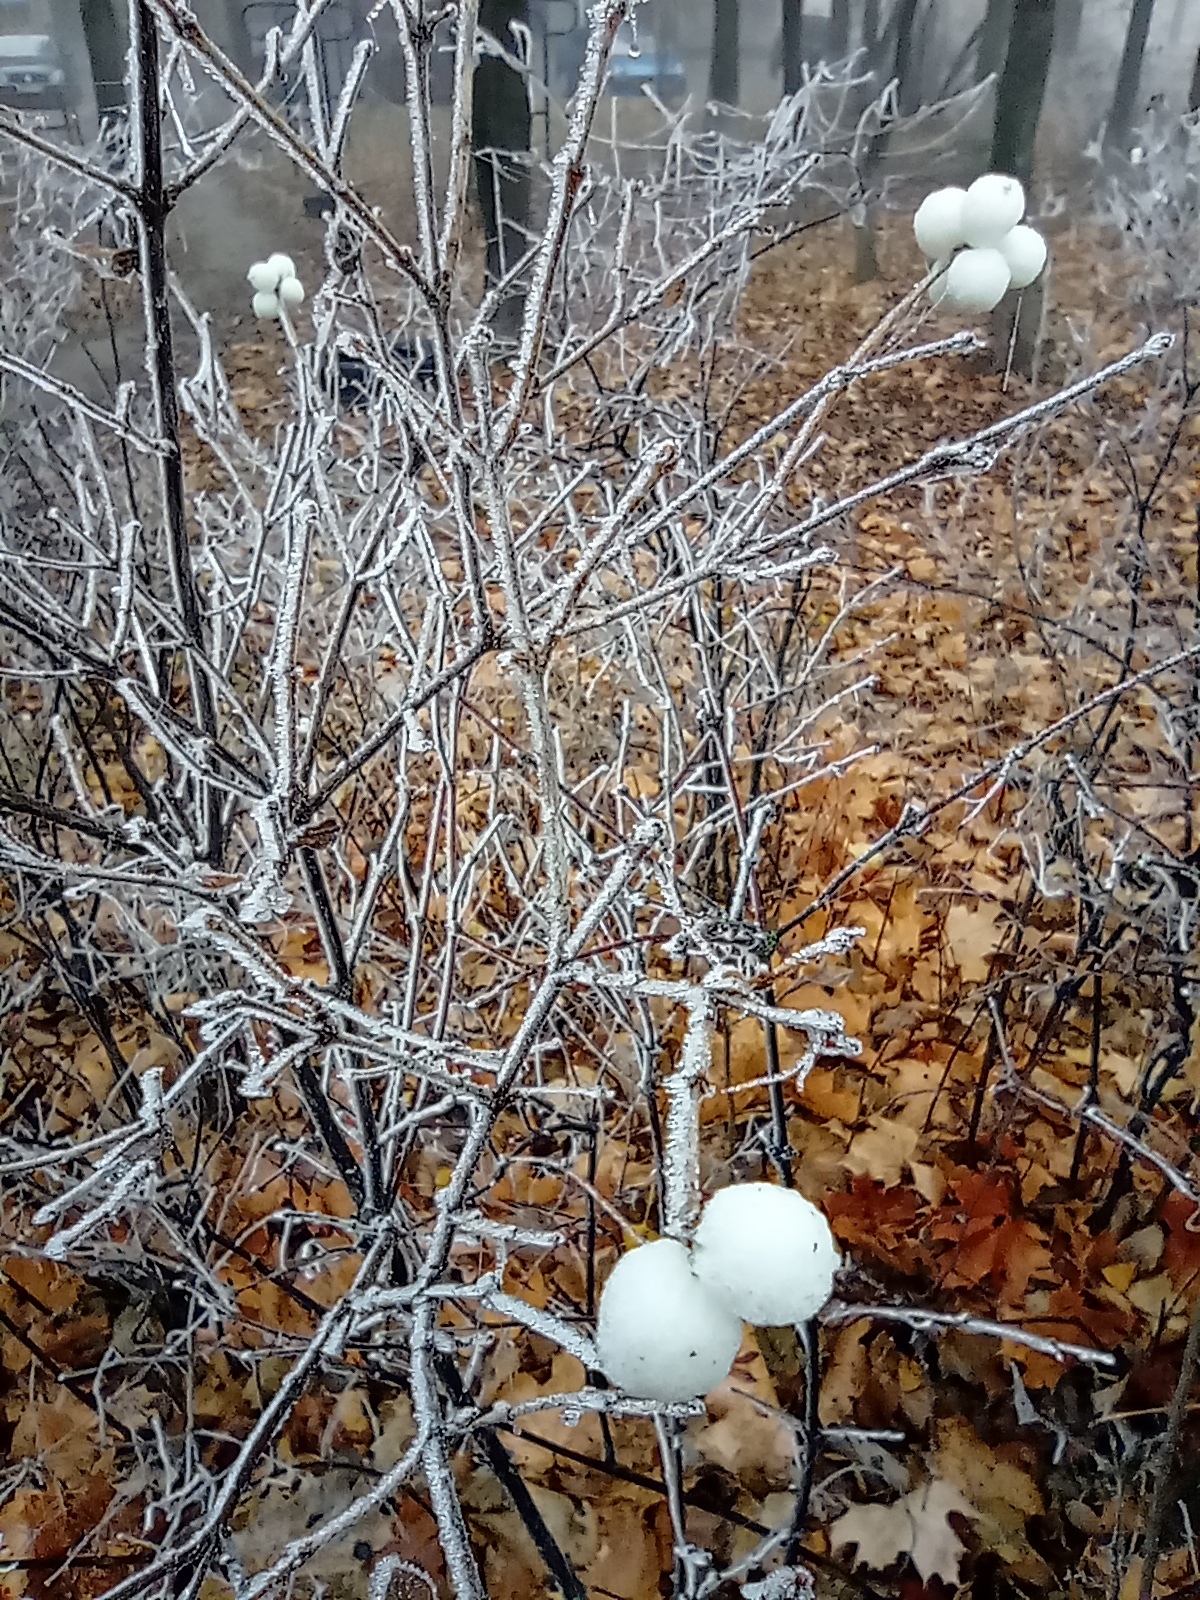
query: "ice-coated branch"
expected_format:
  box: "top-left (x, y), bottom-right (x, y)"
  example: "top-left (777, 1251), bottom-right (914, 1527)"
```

top-left (824, 1301), bottom-right (1119, 1370)
top-left (663, 987), bottom-right (714, 1240)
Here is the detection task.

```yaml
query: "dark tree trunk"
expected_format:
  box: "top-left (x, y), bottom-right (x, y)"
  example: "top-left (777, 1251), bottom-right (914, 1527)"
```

top-left (990, 0), bottom-right (1057, 378)
top-left (709, 0), bottom-right (740, 105)
top-left (1190, 43), bottom-right (1200, 112)
top-left (893, 0), bottom-right (921, 114)
top-left (862, 0), bottom-right (882, 64)
top-left (81, 0), bottom-right (129, 114)
top-left (1104, 0), bottom-right (1156, 154)
top-left (978, 0), bottom-right (1015, 81)
top-left (829, 0), bottom-right (850, 59)
top-left (472, 0), bottom-right (531, 336)
top-left (852, 0), bottom-right (920, 284)
top-left (991, 0), bottom-right (1057, 184)
top-left (1055, 0), bottom-right (1084, 59)
top-left (782, 0), bottom-right (804, 95)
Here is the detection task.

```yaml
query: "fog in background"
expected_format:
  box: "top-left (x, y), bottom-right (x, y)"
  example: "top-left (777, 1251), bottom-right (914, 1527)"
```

top-left (26, 0), bottom-right (1200, 144)
top-left (5, 0), bottom-right (1199, 382)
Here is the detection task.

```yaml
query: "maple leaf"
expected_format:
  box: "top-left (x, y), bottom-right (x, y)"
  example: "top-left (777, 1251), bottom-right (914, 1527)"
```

top-left (825, 1177), bottom-right (924, 1265)
top-left (830, 1479), bottom-right (980, 1584)
top-left (931, 1171), bottom-right (1051, 1304)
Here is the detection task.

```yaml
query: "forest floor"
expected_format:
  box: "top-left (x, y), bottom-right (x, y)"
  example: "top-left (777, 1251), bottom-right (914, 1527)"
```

top-left (2, 211), bottom-right (1198, 1600)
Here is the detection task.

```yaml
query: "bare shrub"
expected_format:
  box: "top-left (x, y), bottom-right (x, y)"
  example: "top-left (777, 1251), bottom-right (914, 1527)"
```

top-left (0, 6), bottom-right (1182, 1598)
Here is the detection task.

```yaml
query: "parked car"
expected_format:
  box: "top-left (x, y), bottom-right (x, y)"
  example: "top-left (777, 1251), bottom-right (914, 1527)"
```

top-left (606, 28), bottom-right (688, 102)
top-left (554, 18), bottom-right (687, 105)
top-left (0, 33), bottom-right (67, 101)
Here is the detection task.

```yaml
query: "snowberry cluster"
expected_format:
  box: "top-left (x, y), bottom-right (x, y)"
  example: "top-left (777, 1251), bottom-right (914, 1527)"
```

top-left (246, 253), bottom-right (305, 320)
top-left (914, 173), bottom-right (1048, 315)
top-left (596, 1183), bottom-right (840, 1403)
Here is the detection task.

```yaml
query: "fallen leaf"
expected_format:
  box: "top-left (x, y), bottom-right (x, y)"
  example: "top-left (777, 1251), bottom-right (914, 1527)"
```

top-left (844, 1116), bottom-right (919, 1187)
top-left (945, 901), bottom-right (1004, 983)
top-left (830, 1478), bottom-right (979, 1584)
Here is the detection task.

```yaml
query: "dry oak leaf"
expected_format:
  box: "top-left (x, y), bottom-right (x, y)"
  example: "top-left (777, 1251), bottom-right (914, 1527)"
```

top-left (843, 1116), bottom-right (919, 1188)
top-left (830, 1479), bottom-right (980, 1584)
top-left (944, 901), bottom-right (1005, 984)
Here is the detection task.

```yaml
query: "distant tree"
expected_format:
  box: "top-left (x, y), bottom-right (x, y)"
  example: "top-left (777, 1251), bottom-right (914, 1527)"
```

top-left (853, 0), bottom-right (921, 282)
top-left (473, 0), bottom-right (531, 336)
top-left (782, 0), bottom-right (805, 94)
top-left (1105, 0), bottom-right (1157, 154)
top-left (829, 0), bottom-right (850, 59)
top-left (1191, 44), bottom-right (1200, 112)
top-left (710, 0), bottom-right (741, 104)
top-left (862, 0), bottom-right (882, 63)
top-left (991, 0), bottom-right (1058, 376)
top-left (978, 0), bottom-right (1015, 81)
top-left (892, 0), bottom-right (921, 114)
top-left (80, 0), bottom-right (128, 114)
top-left (1055, 0), bottom-right (1084, 59)
top-left (992, 0), bottom-right (1057, 183)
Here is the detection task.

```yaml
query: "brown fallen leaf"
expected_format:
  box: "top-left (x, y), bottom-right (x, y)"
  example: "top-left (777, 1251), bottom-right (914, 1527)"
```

top-left (829, 1478), bottom-right (980, 1584)
top-left (843, 1115), bottom-right (919, 1187)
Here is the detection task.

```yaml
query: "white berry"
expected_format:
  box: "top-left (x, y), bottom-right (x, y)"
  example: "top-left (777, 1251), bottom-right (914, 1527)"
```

top-left (252, 290), bottom-right (281, 319)
top-left (944, 247), bottom-right (1012, 313)
top-left (961, 173), bottom-right (1026, 248)
top-left (691, 1183), bottom-right (840, 1327)
top-left (997, 224), bottom-right (1047, 289)
top-left (596, 1238), bottom-right (743, 1402)
top-left (247, 260), bottom-right (278, 292)
top-left (278, 275), bottom-right (305, 307)
top-left (913, 187), bottom-right (968, 260)
top-left (266, 252), bottom-right (296, 282)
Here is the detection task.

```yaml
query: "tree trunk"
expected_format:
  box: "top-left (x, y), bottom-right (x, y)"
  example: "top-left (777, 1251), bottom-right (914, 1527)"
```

top-left (829, 0), bottom-right (850, 59)
top-left (473, 0), bottom-right (532, 339)
top-left (80, 0), bottom-right (129, 115)
top-left (1055, 0), bottom-right (1084, 59)
top-left (709, 0), bottom-right (740, 105)
top-left (893, 0), bottom-right (921, 114)
top-left (852, 0), bottom-right (919, 284)
top-left (978, 0), bottom-right (1015, 81)
top-left (1190, 44), bottom-right (1200, 112)
top-left (991, 0), bottom-right (1057, 184)
top-left (1104, 0), bottom-right (1156, 154)
top-left (853, 223), bottom-right (879, 282)
top-left (862, 0), bottom-right (882, 64)
top-left (990, 0), bottom-right (1057, 378)
top-left (781, 0), bottom-right (804, 95)
top-left (994, 272), bottom-right (1048, 382)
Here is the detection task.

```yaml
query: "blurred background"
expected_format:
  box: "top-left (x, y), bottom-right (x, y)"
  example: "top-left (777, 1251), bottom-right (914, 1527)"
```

top-left (4, 0), bottom-right (1199, 158)
top-left (5, 0), bottom-right (1198, 385)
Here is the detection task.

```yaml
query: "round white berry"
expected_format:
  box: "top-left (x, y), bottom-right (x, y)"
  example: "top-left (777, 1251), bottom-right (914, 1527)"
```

top-left (913, 187), bottom-right (968, 260)
top-left (266, 252), bottom-right (296, 282)
top-left (691, 1183), bottom-right (840, 1327)
top-left (997, 224), bottom-right (1047, 289)
top-left (596, 1238), bottom-right (743, 1402)
top-left (247, 260), bottom-right (279, 292)
top-left (252, 290), bottom-right (281, 319)
top-left (277, 275), bottom-right (305, 307)
top-left (961, 173), bottom-right (1026, 248)
top-left (944, 247), bottom-right (1012, 313)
